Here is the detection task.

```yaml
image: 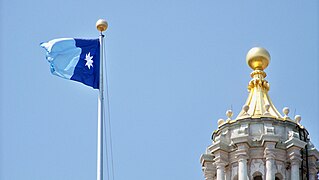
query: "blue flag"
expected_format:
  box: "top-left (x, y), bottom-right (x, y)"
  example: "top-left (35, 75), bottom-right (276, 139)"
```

top-left (40, 38), bottom-right (100, 89)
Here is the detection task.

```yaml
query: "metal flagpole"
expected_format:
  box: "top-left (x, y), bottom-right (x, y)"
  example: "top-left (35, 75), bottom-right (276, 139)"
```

top-left (96, 19), bottom-right (108, 180)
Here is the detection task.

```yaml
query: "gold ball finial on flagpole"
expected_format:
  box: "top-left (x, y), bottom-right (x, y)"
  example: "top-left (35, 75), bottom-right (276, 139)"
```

top-left (96, 19), bottom-right (108, 32)
top-left (246, 47), bottom-right (270, 71)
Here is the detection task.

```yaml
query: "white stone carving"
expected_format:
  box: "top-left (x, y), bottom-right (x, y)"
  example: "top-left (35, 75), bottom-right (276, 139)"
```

top-left (264, 125), bottom-right (274, 135)
top-left (288, 131), bottom-right (299, 139)
top-left (201, 119), bottom-right (319, 180)
top-left (275, 161), bottom-right (286, 180)
top-left (250, 159), bottom-right (265, 179)
top-left (238, 124), bottom-right (248, 135)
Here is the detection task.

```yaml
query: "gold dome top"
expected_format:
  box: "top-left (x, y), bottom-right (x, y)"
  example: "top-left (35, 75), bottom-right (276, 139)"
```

top-left (246, 47), bottom-right (270, 71)
top-left (236, 47), bottom-right (282, 120)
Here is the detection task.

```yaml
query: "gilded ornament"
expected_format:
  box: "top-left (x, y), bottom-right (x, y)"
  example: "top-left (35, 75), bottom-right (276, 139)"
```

top-left (246, 47), bottom-right (270, 71)
top-left (96, 19), bottom-right (108, 32)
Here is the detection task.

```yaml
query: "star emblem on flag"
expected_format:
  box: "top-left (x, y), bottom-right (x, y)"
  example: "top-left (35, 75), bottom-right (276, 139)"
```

top-left (85, 52), bottom-right (94, 69)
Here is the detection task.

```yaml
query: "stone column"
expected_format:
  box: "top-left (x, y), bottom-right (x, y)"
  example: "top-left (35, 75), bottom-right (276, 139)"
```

top-left (285, 131), bottom-right (307, 180)
top-left (216, 162), bottom-right (226, 180)
top-left (225, 166), bottom-right (231, 180)
top-left (236, 143), bottom-right (249, 180)
top-left (308, 167), bottom-right (317, 180)
top-left (290, 160), bottom-right (300, 180)
top-left (213, 150), bottom-right (228, 180)
top-left (200, 154), bottom-right (215, 180)
top-left (238, 158), bottom-right (248, 180)
top-left (287, 147), bottom-right (302, 180)
top-left (308, 156), bottom-right (318, 180)
top-left (203, 166), bottom-right (215, 180)
top-left (264, 142), bottom-right (276, 180)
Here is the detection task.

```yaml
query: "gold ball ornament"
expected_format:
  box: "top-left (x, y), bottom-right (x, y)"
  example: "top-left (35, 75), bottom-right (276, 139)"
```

top-left (96, 19), bottom-right (108, 32)
top-left (246, 47), bottom-right (270, 71)
top-left (295, 115), bottom-right (301, 123)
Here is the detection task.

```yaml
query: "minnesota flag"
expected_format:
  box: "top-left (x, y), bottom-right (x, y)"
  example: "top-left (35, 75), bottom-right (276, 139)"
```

top-left (40, 38), bottom-right (100, 89)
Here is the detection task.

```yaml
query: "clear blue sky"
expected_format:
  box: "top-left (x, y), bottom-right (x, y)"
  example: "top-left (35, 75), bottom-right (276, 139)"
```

top-left (0, 1), bottom-right (318, 180)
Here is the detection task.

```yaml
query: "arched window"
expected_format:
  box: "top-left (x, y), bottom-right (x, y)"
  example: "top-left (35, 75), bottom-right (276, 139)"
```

top-left (252, 172), bottom-right (263, 180)
top-left (275, 173), bottom-right (283, 180)
top-left (233, 175), bottom-right (238, 180)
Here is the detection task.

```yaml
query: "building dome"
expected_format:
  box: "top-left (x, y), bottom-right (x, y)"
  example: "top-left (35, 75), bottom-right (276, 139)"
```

top-left (200, 48), bottom-right (319, 180)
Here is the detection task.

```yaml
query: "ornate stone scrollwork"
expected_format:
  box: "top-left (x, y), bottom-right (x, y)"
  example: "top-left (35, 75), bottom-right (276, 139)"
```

top-left (288, 131), bottom-right (299, 139)
top-left (275, 161), bottom-right (286, 180)
top-left (237, 124), bottom-right (249, 135)
top-left (250, 159), bottom-right (265, 179)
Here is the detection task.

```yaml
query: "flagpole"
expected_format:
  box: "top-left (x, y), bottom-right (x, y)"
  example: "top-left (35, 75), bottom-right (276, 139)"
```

top-left (96, 19), bottom-right (108, 180)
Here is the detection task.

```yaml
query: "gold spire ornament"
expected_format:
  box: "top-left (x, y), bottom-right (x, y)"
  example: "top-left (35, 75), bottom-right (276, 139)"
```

top-left (246, 47), bottom-right (270, 71)
top-left (237, 47), bottom-right (282, 119)
top-left (96, 19), bottom-right (108, 32)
